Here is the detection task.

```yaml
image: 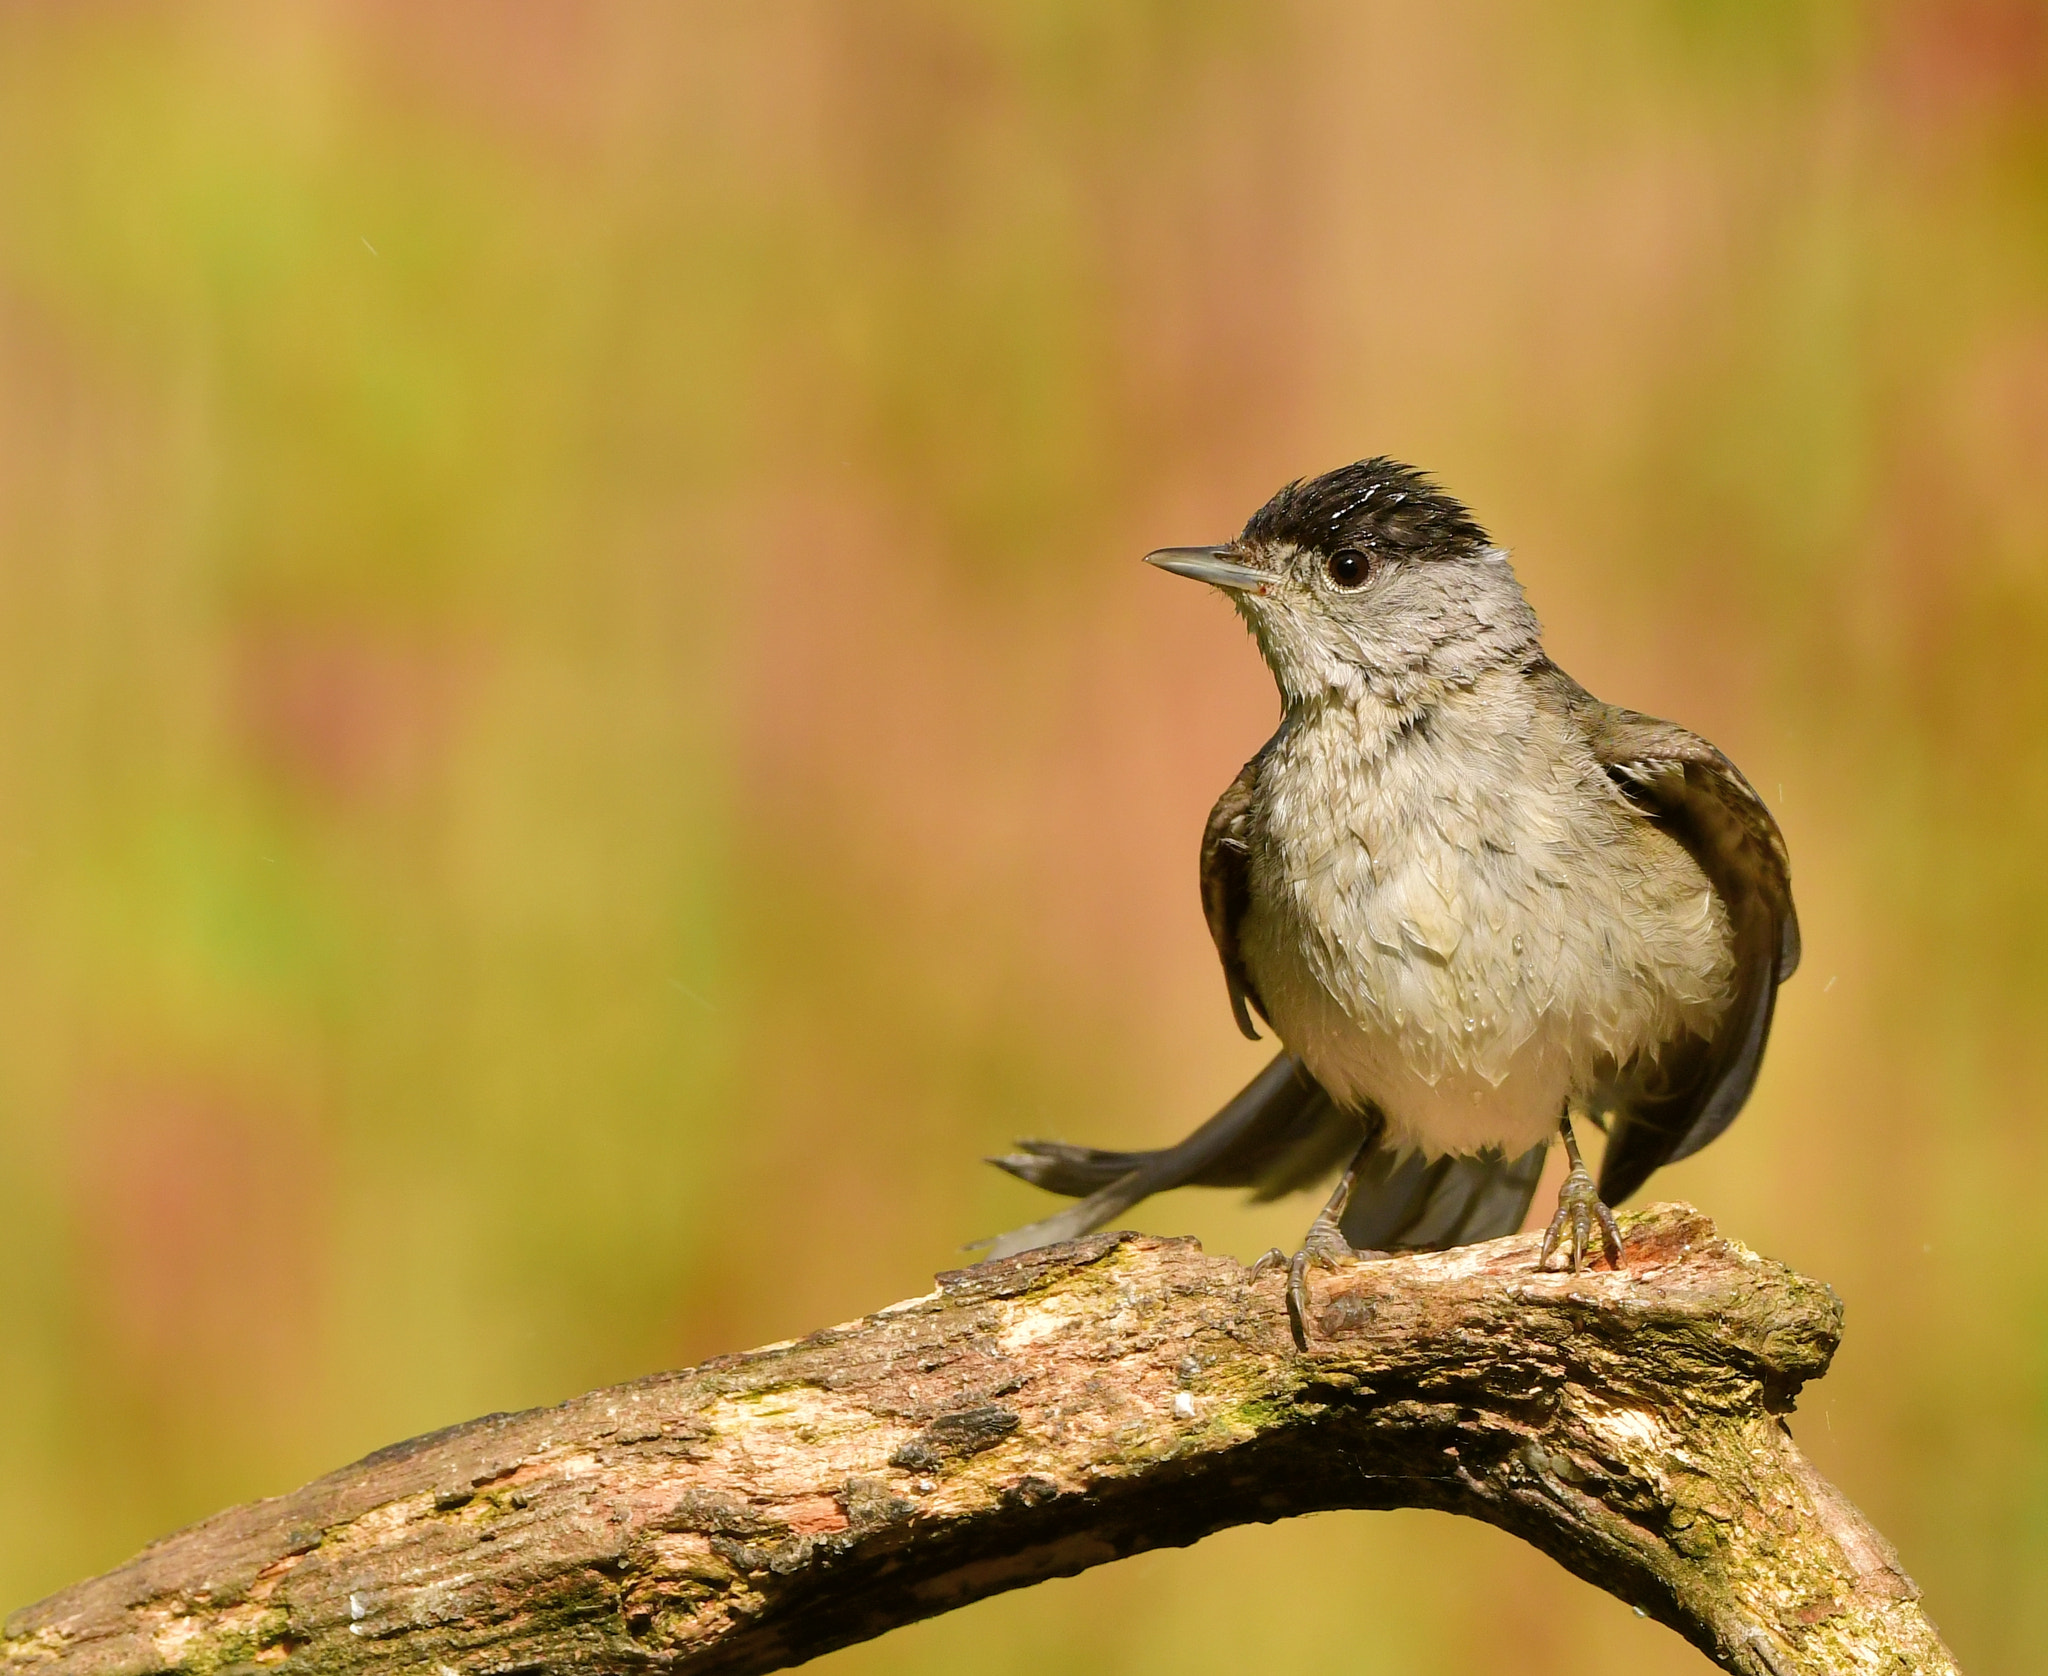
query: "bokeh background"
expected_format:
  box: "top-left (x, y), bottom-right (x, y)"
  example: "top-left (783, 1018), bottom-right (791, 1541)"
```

top-left (2, 2), bottom-right (2045, 1671)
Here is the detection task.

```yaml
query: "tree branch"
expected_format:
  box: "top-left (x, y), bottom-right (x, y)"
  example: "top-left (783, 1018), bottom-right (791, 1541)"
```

top-left (3, 1205), bottom-right (1955, 1676)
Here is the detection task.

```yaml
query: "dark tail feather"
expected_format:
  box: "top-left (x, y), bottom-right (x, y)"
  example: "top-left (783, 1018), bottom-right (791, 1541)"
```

top-left (978, 1053), bottom-right (1339, 1259)
top-left (1339, 1140), bottom-right (1549, 1251)
top-left (978, 1053), bottom-right (1549, 1260)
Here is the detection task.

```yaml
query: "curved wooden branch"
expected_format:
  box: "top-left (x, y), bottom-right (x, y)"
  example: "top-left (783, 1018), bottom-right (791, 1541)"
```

top-left (4, 1205), bottom-right (1955, 1676)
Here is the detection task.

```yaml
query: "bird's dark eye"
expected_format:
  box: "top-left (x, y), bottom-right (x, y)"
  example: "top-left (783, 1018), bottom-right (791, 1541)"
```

top-left (1324, 547), bottom-right (1371, 589)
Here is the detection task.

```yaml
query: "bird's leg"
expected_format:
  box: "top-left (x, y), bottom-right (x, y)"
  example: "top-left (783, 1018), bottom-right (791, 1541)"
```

top-left (1538, 1112), bottom-right (1624, 1272)
top-left (1282, 1140), bottom-right (1381, 1349)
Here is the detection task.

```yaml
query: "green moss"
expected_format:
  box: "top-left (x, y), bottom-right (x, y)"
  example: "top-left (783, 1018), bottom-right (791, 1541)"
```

top-left (163, 1606), bottom-right (294, 1676)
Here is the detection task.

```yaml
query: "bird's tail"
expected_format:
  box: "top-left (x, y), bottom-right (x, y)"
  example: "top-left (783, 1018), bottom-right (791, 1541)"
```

top-left (976, 1051), bottom-right (1549, 1260)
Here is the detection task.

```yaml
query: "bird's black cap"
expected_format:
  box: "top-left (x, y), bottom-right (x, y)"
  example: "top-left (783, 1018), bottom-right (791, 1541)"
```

top-left (1241, 458), bottom-right (1490, 560)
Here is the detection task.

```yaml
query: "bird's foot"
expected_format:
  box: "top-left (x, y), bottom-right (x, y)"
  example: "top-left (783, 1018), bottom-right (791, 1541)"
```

top-left (1538, 1156), bottom-right (1623, 1272)
top-left (1285, 1221), bottom-right (1369, 1350)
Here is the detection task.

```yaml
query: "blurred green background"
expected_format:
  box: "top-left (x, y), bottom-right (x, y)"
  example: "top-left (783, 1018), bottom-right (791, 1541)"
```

top-left (2, 2), bottom-right (2045, 1671)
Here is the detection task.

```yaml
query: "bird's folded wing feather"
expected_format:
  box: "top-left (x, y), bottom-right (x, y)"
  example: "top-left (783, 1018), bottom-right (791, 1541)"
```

top-left (1567, 679), bottom-right (1800, 1203)
top-left (1201, 757), bottom-right (1265, 1040)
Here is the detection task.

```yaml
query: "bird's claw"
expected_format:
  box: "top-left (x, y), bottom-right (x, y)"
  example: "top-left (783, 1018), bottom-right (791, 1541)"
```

top-left (1538, 1159), bottom-right (1624, 1272)
top-left (1285, 1221), bottom-right (1358, 1348)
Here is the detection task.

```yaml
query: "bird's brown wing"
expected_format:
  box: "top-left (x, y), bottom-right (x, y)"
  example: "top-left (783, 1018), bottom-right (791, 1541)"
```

top-left (1567, 684), bottom-right (1800, 1203)
top-left (1200, 756), bottom-right (1267, 1040)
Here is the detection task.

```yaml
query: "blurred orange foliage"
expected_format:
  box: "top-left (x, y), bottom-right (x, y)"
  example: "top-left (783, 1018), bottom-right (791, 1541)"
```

top-left (1, 4), bottom-right (2045, 1672)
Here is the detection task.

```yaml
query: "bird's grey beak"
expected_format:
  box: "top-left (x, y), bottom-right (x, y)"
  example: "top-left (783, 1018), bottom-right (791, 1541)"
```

top-left (1143, 545), bottom-right (1270, 591)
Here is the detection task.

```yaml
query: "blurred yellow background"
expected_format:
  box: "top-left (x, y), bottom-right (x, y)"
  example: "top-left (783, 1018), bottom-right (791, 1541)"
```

top-left (2, 3), bottom-right (2044, 1671)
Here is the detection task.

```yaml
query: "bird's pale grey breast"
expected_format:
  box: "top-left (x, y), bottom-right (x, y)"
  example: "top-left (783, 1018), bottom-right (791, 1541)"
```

top-left (980, 457), bottom-right (1797, 1296)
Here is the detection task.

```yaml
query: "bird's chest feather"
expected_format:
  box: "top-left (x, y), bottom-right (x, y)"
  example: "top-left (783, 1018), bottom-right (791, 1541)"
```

top-left (1236, 679), bottom-right (1732, 1155)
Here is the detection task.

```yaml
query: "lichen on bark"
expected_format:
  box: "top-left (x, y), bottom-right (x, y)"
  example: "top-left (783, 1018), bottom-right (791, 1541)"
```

top-left (3, 1205), bottom-right (1956, 1676)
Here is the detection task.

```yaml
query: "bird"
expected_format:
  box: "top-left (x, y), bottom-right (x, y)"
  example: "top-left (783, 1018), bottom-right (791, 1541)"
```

top-left (978, 458), bottom-right (1798, 1344)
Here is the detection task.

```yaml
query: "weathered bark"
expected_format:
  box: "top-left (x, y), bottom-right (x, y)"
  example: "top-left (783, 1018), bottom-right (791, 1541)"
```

top-left (4, 1205), bottom-right (1954, 1676)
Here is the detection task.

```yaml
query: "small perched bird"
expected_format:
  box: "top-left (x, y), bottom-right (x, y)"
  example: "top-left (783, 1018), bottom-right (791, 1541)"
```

top-left (981, 459), bottom-right (1798, 1342)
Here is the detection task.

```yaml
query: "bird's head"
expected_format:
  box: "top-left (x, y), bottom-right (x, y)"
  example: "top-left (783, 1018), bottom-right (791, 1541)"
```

top-left (1146, 458), bottom-right (1540, 708)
